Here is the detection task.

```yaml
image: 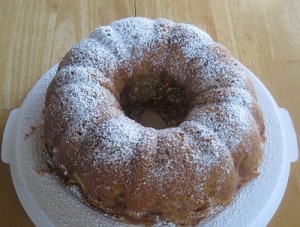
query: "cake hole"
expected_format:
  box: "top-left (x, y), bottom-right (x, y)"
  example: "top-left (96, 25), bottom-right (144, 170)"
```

top-left (137, 108), bottom-right (167, 129)
top-left (120, 71), bottom-right (193, 129)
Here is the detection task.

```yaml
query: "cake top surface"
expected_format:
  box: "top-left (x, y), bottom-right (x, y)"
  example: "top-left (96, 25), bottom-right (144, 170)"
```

top-left (44, 17), bottom-right (264, 225)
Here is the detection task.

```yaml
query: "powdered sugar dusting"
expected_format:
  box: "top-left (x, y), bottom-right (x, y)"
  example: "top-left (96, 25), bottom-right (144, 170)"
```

top-left (110, 18), bottom-right (172, 56)
top-left (194, 87), bottom-right (254, 109)
top-left (166, 23), bottom-right (250, 96)
top-left (186, 103), bottom-right (253, 150)
top-left (172, 23), bottom-right (213, 55)
top-left (180, 122), bottom-right (232, 167)
top-left (194, 48), bottom-right (249, 92)
top-left (47, 66), bottom-right (120, 142)
top-left (60, 39), bottom-right (118, 78)
top-left (43, 17), bottom-right (265, 226)
top-left (92, 116), bottom-right (144, 165)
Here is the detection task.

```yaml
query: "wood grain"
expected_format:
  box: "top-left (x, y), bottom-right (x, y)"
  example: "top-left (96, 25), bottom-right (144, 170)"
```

top-left (0, 0), bottom-right (134, 109)
top-left (0, 1), bottom-right (134, 226)
top-left (1, 0), bottom-right (299, 226)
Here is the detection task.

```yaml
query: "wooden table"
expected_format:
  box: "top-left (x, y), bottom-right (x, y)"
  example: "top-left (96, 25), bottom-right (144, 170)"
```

top-left (0, 1), bottom-right (299, 226)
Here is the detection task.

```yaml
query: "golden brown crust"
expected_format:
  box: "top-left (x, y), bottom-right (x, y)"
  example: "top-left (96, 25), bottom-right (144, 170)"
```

top-left (43, 17), bottom-right (265, 225)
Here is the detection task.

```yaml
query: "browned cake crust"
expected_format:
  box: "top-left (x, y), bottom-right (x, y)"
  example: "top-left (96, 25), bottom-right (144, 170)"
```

top-left (43, 17), bottom-right (265, 225)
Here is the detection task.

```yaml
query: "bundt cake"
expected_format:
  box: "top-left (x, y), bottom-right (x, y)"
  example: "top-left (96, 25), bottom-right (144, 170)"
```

top-left (43, 17), bottom-right (265, 225)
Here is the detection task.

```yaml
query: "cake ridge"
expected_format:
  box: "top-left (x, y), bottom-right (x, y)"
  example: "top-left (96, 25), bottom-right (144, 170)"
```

top-left (43, 17), bottom-right (265, 225)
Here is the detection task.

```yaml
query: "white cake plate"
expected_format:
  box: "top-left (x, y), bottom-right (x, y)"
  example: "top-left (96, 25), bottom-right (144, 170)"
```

top-left (1, 63), bottom-right (298, 227)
